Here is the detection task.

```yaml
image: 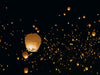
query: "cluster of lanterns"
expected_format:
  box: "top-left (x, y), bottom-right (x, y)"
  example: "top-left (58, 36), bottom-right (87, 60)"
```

top-left (22, 33), bottom-right (41, 59)
top-left (22, 33), bottom-right (41, 74)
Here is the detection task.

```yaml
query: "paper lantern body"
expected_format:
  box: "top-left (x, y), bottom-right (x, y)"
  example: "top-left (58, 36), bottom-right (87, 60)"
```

top-left (22, 51), bottom-right (29, 59)
top-left (24, 68), bottom-right (28, 74)
top-left (25, 33), bottom-right (41, 52)
top-left (92, 31), bottom-right (96, 36)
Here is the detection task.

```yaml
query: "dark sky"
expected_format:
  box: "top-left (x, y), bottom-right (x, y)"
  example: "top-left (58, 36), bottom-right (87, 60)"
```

top-left (8, 0), bottom-right (100, 32)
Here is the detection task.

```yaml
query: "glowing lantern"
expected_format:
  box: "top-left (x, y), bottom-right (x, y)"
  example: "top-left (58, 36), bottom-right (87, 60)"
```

top-left (37, 30), bottom-right (40, 33)
top-left (63, 13), bottom-right (66, 16)
top-left (92, 31), bottom-right (96, 37)
top-left (0, 39), bottom-right (1, 42)
top-left (17, 57), bottom-right (20, 60)
top-left (88, 24), bottom-right (91, 28)
top-left (67, 6), bottom-right (71, 11)
top-left (67, 21), bottom-right (70, 24)
top-left (25, 33), bottom-right (41, 52)
top-left (69, 59), bottom-right (73, 62)
top-left (76, 62), bottom-right (79, 66)
top-left (32, 25), bottom-right (35, 28)
top-left (58, 14), bottom-right (61, 16)
top-left (83, 16), bottom-right (86, 19)
top-left (24, 68), bottom-right (28, 74)
top-left (22, 51), bottom-right (29, 59)
top-left (78, 17), bottom-right (81, 20)
top-left (70, 43), bottom-right (73, 46)
top-left (35, 27), bottom-right (38, 30)
top-left (85, 67), bottom-right (88, 71)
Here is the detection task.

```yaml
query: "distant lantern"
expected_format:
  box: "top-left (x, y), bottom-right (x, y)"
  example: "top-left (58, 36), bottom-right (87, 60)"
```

top-left (88, 23), bottom-right (91, 28)
top-left (25, 33), bottom-right (42, 52)
top-left (78, 17), bottom-right (81, 20)
top-left (63, 13), bottom-right (66, 16)
top-left (35, 27), bottom-right (38, 30)
top-left (70, 43), bottom-right (73, 46)
top-left (67, 6), bottom-right (71, 11)
top-left (76, 62), bottom-right (79, 66)
top-left (67, 21), bottom-right (70, 24)
top-left (97, 14), bottom-right (99, 16)
top-left (69, 59), bottom-right (73, 62)
top-left (85, 67), bottom-right (88, 71)
top-left (22, 51), bottom-right (29, 59)
top-left (92, 31), bottom-right (96, 37)
top-left (24, 68), bottom-right (28, 74)
top-left (0, 39), bottom-right (1, 42)
top-left (83, 16), bottom-right (86, 19)
top-left (32, 25), bottom-right (35, 28)
top-left (58, 14), bottom-right (61, 16)
top-left (37, 30), bottom-right (40, 33)
top-left (17, 57), bottom-right (20, 60)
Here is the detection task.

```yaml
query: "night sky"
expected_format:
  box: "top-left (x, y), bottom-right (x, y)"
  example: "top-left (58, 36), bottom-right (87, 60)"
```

top-left (0, 0), bottom-right (100, 75)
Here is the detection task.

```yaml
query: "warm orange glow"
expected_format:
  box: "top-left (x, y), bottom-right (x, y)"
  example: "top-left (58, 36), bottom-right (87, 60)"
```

top-left (83, 16), bottom-right (86, 19)
top-left (92, 31), bottom-right (96, 37)
top-left (32, 25), bottom-right (35, 28)
top-left (0, 39), bottom-right (2, 42)
top-left (78, 17), bottom-right (81, 20)
top-left (22, 51), bottom-right (29, 59)
top-left (58, 14), bottom-right (61, 16)
top-left (25, 33), bottom-right (42, 52)
top-left (67, 7), bottom-right (71, 11)
top-left (63, 13), bottom-right (66, 16)
top-left (88, 24), bottom-right (91, 28)
top-left (35, 27), bottom-right (38, 30)
top-left (24, 68), bottom-right (28, 74)
top-left (69, 59), bottom-right (73, 62)
top-left (17, 57), bottom-right (20, 60)
top-left (37, 30), bottom-right (40, 33)
top-left (85, 67), bottom-right (88, 71)
top-left (76, 62), bottom-right (79, 66)
top-left (70, 43), bottom-right (73, 45)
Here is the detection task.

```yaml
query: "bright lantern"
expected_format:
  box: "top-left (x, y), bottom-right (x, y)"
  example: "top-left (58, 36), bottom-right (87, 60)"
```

top-left (24, 68), bottom-right (28, 74)
top-left (22, 51), bottom-right (29, 59)
top-left (92, 31), bottom-right (96, 37)
top-left (25, 33), bottom-right (41, 52)
top-left (67, 6), bottom-right (71, 11)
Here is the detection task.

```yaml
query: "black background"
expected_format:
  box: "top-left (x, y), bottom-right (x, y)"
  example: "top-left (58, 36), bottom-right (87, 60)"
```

top-left (8, 0), bottom-right (100, 32)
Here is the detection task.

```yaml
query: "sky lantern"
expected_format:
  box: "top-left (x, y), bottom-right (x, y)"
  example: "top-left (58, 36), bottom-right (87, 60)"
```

top-left (67, 6), bottom-right (71, 11)
top-left (92, 31), bottom-right (96, 37)
top-left (32, 25), bottom-right (35, 28)
top-left (76, 62), bottom-right (79, 66)
top-left (17, 57), bottom-right (20, 60)
top-left (88, 23), bottom-right (91, 28)
top-left (84, 67), bottom-right (88, 71)
top-left (63, 12), bottom-right (66, 16)
top-left (22, 51), bottom-right (29, 59)
top-left (24, 68), bottom-right (28, 74)
top-left (25, 33), bottom-right (41, 52)
top-left (0, 39), bottom-right (2, 42)
top-left (83, 16), bottom-right (86, 19)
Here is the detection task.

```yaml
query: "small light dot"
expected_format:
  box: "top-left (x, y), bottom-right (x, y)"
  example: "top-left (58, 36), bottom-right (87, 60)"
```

top-left (67, 6), bottom-right (71, 11)
top-left (83, 16), bottom-right (86, 19)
